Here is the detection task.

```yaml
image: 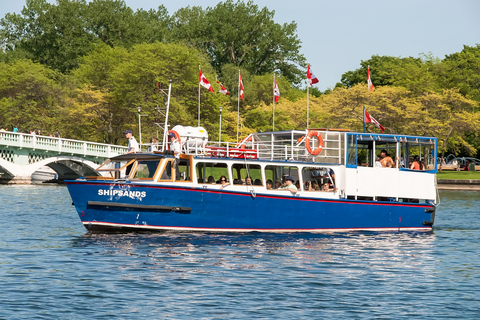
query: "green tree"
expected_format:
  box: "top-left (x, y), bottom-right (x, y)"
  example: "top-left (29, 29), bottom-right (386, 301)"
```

top-left (169, 0), bottom-right (305, 84)
top-left (0, 59), bottom-right (66, 133)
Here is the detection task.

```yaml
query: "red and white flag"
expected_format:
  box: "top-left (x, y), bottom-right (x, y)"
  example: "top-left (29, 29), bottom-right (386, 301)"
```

top-left (307, 64), bottom-right (319, 86)
top-left (274, 78), bottom-right (280, 103)
top-left (367, 67), bottom-right (375, 92)
top-left (239, 72), bottom-right (244, 100)
top-left (199, 69), bottom-right (214, 92)
top-left (217, 80), bottom-right (230, 95)
top-left (364, 108), bottom-right (385, 133)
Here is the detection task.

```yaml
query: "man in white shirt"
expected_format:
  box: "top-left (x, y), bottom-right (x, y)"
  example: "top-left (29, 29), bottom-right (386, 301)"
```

top-left (124, 129), bottom-right (139, 177)
top-left (124, 129), bottom-right (139, 153)
top-left (169, 133), bottom-right (181, 159)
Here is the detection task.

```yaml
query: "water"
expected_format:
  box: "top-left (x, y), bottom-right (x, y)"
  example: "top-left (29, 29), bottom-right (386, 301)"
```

top-left (0, 185), bottom-right (479, 319)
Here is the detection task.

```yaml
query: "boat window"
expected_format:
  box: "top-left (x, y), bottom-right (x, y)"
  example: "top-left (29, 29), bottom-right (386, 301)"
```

top-left (302, 167), bottom-right (336, 191)
top-left (375, 142), bottom-right (397, 168)
top-left (159, 160), bottom-right (173, 181)
top-left (264, 165), bottom-right (299, 189)
top-left (131, 160), bottom-right (161, 180)
top-left (96, 159), bottom-right (134, 179)
top-left (196, 162), bottom-right (229, 184)
top-left (177, 157), bottom-right (192, 181)
top-left (401, 141), bottom-right (436, 170)
top-left (231, 163), bottom-right (262, 186)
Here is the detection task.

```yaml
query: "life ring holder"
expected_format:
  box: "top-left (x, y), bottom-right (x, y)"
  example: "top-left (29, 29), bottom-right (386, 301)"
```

top-left (235, 135), bottom-right (253, 149)
top-left (305, 131), bottom-right (324, 155)
top-left (166, 130), bottom-right (181, 150)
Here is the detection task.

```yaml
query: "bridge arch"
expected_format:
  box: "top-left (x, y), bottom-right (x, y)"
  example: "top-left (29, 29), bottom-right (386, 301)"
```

top-left (0, 156), bottom-right (103, 183)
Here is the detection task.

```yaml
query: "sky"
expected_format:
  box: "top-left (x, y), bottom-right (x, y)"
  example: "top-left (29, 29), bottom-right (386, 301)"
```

top-left (1, 0), bottom-right (479, 90)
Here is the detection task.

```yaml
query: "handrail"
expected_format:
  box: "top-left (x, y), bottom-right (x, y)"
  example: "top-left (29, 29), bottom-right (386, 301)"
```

top-left (0, 131), bottom-right (127, 158)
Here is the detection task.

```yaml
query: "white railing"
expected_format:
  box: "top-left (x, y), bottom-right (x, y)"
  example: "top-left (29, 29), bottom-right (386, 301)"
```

top-left (0, 131), bottom-right (127, 158)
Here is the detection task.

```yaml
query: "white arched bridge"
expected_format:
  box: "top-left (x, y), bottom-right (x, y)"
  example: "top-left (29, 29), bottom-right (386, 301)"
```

top-left (0, 131), bottom-right (127, 184)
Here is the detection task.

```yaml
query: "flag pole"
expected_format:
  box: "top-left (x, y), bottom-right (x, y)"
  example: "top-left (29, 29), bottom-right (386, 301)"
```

top-left (198, 65), bottom-right (201, 127)
top-left (363, 106), bottom-right (366, 133)
top-left (307, 82), bottom-right (309, 129)
top-left (237, 69), bottom-right (240, 142)
top-left (273, 73), bottom-right (275, 131)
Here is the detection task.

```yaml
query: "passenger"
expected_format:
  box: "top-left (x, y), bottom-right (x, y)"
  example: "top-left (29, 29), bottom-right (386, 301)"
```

top-left (266, 179), bottom-right (273, 190)
top-left (148, 137), bottom-right (159, 152)
top-left (312, 181), bottom-right (320, 191)
top-left (323, 183), bottom-right (333, 192)
top-left (409, 155), bottom-right (425, 170)
top-left (219, 175), bottom-right (230, 189)
top-left (379, 149), bottom-right (395, 168)
top-left (305, 180), bottom-right (313, 191)
top-left (275, 181), bottom-right (282, 189)
top-left (254, 178), bottom-right (262, 186)
top-left (168, 133), bottom-right (181, 179)
top-left (124, 129), bottom-right (139, 176)
top-left (281, 176), bottom-right (297, 194)
top-left (207, 176), bottom-right (216, 184)
top-left (295, 180), bottom-right (301, 190)
top-left (245, 176), bottom-right (252, 185)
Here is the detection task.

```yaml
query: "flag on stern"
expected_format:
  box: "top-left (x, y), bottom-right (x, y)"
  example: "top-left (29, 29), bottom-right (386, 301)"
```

top-left (364, 108), bottom-right (385, 133)
top-left (367, 66), bottom-right (375, 92)
top-left (199, 69), bottom-right (214, 92)
top-left (239, 72), bottom-right (244, 100)
top-left (274, 78), bottom-right (280, 102)
top-left (217, 79), bottom-right (230, 95)
top-left (307, 64), bottom-right (319, 85)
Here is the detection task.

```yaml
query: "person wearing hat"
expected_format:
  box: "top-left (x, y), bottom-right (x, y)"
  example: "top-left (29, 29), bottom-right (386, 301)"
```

top-left (124, 129), bottom-right (139, 154)
top-left (168, 132), bottom-right (181, 159)
top-left (281, 176), bottom-right (297, 194)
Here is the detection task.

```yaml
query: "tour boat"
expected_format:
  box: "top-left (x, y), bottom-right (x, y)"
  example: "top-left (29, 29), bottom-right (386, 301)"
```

top-left (66, 126), bottom-right (439, 233)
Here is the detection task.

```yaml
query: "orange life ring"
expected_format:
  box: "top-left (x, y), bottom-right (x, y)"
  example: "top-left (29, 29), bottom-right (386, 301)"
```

top-left (167, 130), bottom-right (181, 150)
top-left (305, 131), bottom-right (323, 155)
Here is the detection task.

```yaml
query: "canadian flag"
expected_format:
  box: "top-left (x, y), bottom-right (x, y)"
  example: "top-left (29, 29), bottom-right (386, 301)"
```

top-left (274, 79), bottom-right (280, 102)
top-left (239, 72), bottom-right (244, 100)
top-left (364, 108), bottom-right (385, 133)
top-left (307, 64), bottom-right (319, 85)
top-left (199, 69), bottom-right (214, 92)
top-left (217, 80), bottom-right (229, 95)
top-left (367, 67), bottom-right (375, 92)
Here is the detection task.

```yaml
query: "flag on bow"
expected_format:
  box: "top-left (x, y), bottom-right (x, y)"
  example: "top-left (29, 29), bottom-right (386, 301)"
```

top-left (367, 66), bottom-right (375, 92)
top-left (274, 78), bottom-right (280, 102)
top-left (217, 80), bottom-right (230, 95)
top-left (199, 69), bottom-right (214, 92)
top-left (307, 64), bottom-right (319, 85)
top-left (364, 108), bottom-right (385, 133)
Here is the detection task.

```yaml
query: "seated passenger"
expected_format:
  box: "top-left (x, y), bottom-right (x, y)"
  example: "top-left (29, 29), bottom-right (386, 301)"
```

top-left (266, 179), bottom-right (273, 190)
top-left (275, 181), bottom-right (282, 189)
top-left (312, 181), bottom-right (320, 191)
top-left (254, 178), bottom-right (262, 186)
top-left (305, 180), bottom-right (313, 191)
top-left (280, 176), bottom-right (297, 194)
top-left (323, 183), bottom-right (333, 192)
top-left (219, 175), bottom-right (230, 189)
top-left (379, 149), bottom-right (395, 168)
top-left (207, 176), bottom-right (216, 184)
top-left (245, 176), bottom-right (252, 185)
top-left (295, 180), bottom-right (301, 190)
top-left (409, 155), bottom-right (425, 170)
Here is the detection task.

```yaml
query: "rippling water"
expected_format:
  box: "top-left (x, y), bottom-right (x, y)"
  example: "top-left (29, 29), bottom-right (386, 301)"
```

top-left (0, 185), bottom-right (479, 319)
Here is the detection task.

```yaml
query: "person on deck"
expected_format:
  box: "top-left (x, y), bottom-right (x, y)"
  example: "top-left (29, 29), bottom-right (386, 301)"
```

top-left (379, 149), bottom-right (395, 168)
top-left (124, 129), bottom-right (139, 154)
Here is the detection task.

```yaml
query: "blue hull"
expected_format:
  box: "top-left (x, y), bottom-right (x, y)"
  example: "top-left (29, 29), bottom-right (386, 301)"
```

top-left (66, 181), bottom-right (435, 232)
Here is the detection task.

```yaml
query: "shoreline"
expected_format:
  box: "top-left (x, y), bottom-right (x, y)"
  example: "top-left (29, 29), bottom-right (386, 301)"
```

top-left (437, 179), bottom-right (480, 191)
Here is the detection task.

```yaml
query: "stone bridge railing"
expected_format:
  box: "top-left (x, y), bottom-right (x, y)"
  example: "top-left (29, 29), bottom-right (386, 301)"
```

top-left (0, 131), bottom-right (128, 159)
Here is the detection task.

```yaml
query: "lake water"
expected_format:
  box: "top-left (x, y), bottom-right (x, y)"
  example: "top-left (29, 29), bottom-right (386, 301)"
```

top-left (0, 185), bottom-right (479, 319)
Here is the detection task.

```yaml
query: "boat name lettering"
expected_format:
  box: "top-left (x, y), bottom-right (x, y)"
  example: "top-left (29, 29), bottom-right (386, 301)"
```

top-left (98, 189), bottom-right (147, 198)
